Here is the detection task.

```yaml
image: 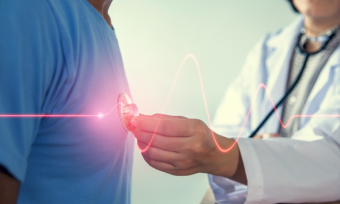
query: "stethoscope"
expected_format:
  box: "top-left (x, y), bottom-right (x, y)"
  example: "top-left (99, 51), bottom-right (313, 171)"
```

top-left (117, 93), bottom-right (139, 131)
top-left (248, 29), bottom-right (336, 138)
top-left (117, 29), bottom-right (337, 136)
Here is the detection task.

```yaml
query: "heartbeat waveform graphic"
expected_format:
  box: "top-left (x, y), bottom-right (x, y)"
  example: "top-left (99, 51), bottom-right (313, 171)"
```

top-left (0, 104), bottom-right (119, 119)
top-left (0, 55), bottom-right (339, 153)
top-left (137, 54), bottom-right (340, 153)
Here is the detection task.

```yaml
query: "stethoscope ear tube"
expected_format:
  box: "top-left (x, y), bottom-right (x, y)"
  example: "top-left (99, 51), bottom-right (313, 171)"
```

top-left (248, 32), bottom-right (336, 138)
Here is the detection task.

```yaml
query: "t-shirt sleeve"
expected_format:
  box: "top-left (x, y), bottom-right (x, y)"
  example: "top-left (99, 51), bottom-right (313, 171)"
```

top-left (0, 0), bottom-right (60, 182)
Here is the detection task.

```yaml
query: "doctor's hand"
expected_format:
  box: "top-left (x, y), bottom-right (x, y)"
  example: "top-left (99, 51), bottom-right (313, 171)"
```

top-left (131, 114), bottom-right (247, 185)
top-left (253, 133), bottom-right (279, 139)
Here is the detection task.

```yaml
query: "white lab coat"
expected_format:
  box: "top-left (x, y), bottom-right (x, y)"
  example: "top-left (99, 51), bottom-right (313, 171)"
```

top-left (209, 16), bottom-right (340, 204)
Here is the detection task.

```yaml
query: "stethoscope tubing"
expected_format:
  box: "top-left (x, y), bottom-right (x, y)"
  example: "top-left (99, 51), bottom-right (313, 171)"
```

top-left (248, 32), bottom-right (336, 138)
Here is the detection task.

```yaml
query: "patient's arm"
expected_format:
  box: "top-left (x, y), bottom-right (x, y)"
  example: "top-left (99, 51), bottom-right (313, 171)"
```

top-left (0, 166), bottom-right (20, 204)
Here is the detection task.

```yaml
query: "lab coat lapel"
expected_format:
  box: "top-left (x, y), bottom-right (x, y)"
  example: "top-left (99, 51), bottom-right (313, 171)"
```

top-left (300, 46), bottom-right (340, 126)
top-left (260, 17), bottom-right (303, 133)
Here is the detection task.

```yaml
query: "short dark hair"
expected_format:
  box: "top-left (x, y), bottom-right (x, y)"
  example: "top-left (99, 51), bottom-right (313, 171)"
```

top-left (287, 0), bottom-right (300, 13)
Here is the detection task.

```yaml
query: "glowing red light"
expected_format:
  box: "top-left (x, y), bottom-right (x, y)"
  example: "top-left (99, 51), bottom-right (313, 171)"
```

top-left (118, 94), bottom-right (139, 131)
top-left (0, 104), bottom-right (119, 118)
top-left (0, 54), bottom-right (338, 154)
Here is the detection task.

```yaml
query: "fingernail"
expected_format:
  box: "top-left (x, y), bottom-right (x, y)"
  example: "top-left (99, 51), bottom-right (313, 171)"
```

top-left (131, 117), bottom-right (139, 127)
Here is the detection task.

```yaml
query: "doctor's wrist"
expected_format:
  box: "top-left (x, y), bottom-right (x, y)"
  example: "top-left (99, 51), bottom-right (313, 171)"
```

top-left (205, 135), bottom-right (247, 185)
top-left (205, 136), bottom-right (239, 176)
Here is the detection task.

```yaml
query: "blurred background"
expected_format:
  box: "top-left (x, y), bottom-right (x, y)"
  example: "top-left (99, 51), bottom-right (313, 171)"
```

top-left (110, 1), bottom-right (297, 203)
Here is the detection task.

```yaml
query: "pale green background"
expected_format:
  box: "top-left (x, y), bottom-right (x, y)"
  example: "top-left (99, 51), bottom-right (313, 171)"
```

top-left (110, 1), bottom-right (297, 203)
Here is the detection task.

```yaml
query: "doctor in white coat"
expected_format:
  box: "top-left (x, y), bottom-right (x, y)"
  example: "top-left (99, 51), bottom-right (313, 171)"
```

top-left (132, 0), bottom-right (340, 203)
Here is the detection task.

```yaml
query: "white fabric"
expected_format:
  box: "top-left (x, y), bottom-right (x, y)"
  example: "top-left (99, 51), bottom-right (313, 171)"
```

top-left (209, 16), bottom-right (340, 204)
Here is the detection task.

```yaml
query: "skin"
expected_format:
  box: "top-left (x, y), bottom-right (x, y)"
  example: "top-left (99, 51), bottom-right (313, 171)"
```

top-left (132, 114), bottom-right (247, 184)
top-left (0, 1), bottom-right (113, 203)
top-left (253, 133), bottom-right (279, 139)
top-left (87, 0), bottom-right (113, 27)
top-left (133, 0), bottom-right (340, 185)
top-left (293, 0), bottom-right (340, 52)
top-left (0, 170), bottom-right (20, 204)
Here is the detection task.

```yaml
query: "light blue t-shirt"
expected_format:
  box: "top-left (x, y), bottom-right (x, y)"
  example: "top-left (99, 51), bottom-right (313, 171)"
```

top-left (0, 0), bottom-right (134, 203)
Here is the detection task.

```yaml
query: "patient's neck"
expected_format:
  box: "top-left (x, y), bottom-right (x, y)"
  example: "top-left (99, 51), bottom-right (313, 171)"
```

top-left (87, 0), bottom-right (113, 27)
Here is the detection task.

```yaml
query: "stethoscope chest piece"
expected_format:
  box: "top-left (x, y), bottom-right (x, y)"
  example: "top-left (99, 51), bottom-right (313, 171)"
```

top-left (118, 93), bottom-right (139, 132)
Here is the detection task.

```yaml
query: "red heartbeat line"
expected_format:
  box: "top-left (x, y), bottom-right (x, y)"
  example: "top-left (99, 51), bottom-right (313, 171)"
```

top-left (0, 104), bottom-right (119, 118)
top-left (0, 55), bottom-right (339, 153)
top-left (137, 54), bottom-right (340, 153)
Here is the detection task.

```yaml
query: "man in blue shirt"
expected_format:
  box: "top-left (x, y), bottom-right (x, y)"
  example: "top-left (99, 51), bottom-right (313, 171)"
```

top-left (0, 0), bottom-right (134, 203)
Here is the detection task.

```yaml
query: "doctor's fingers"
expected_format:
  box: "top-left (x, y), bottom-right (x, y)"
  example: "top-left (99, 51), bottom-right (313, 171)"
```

top-left (134, 128), bottom-right (183, 152)
top-left (138, 141), bottom-right (181, 165)
top-left (142, 154), bottom-right (198, 176)
top-left (142, 155), bottom-right (175, 173)
top-left (145, 157), bottom-right (198, 176)
top-left (254, 133), bottom-right (280, 139)
top-left (131, 116), bottom-right (195, 137)
top-left (139, 142), bottom-right (199, 175)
